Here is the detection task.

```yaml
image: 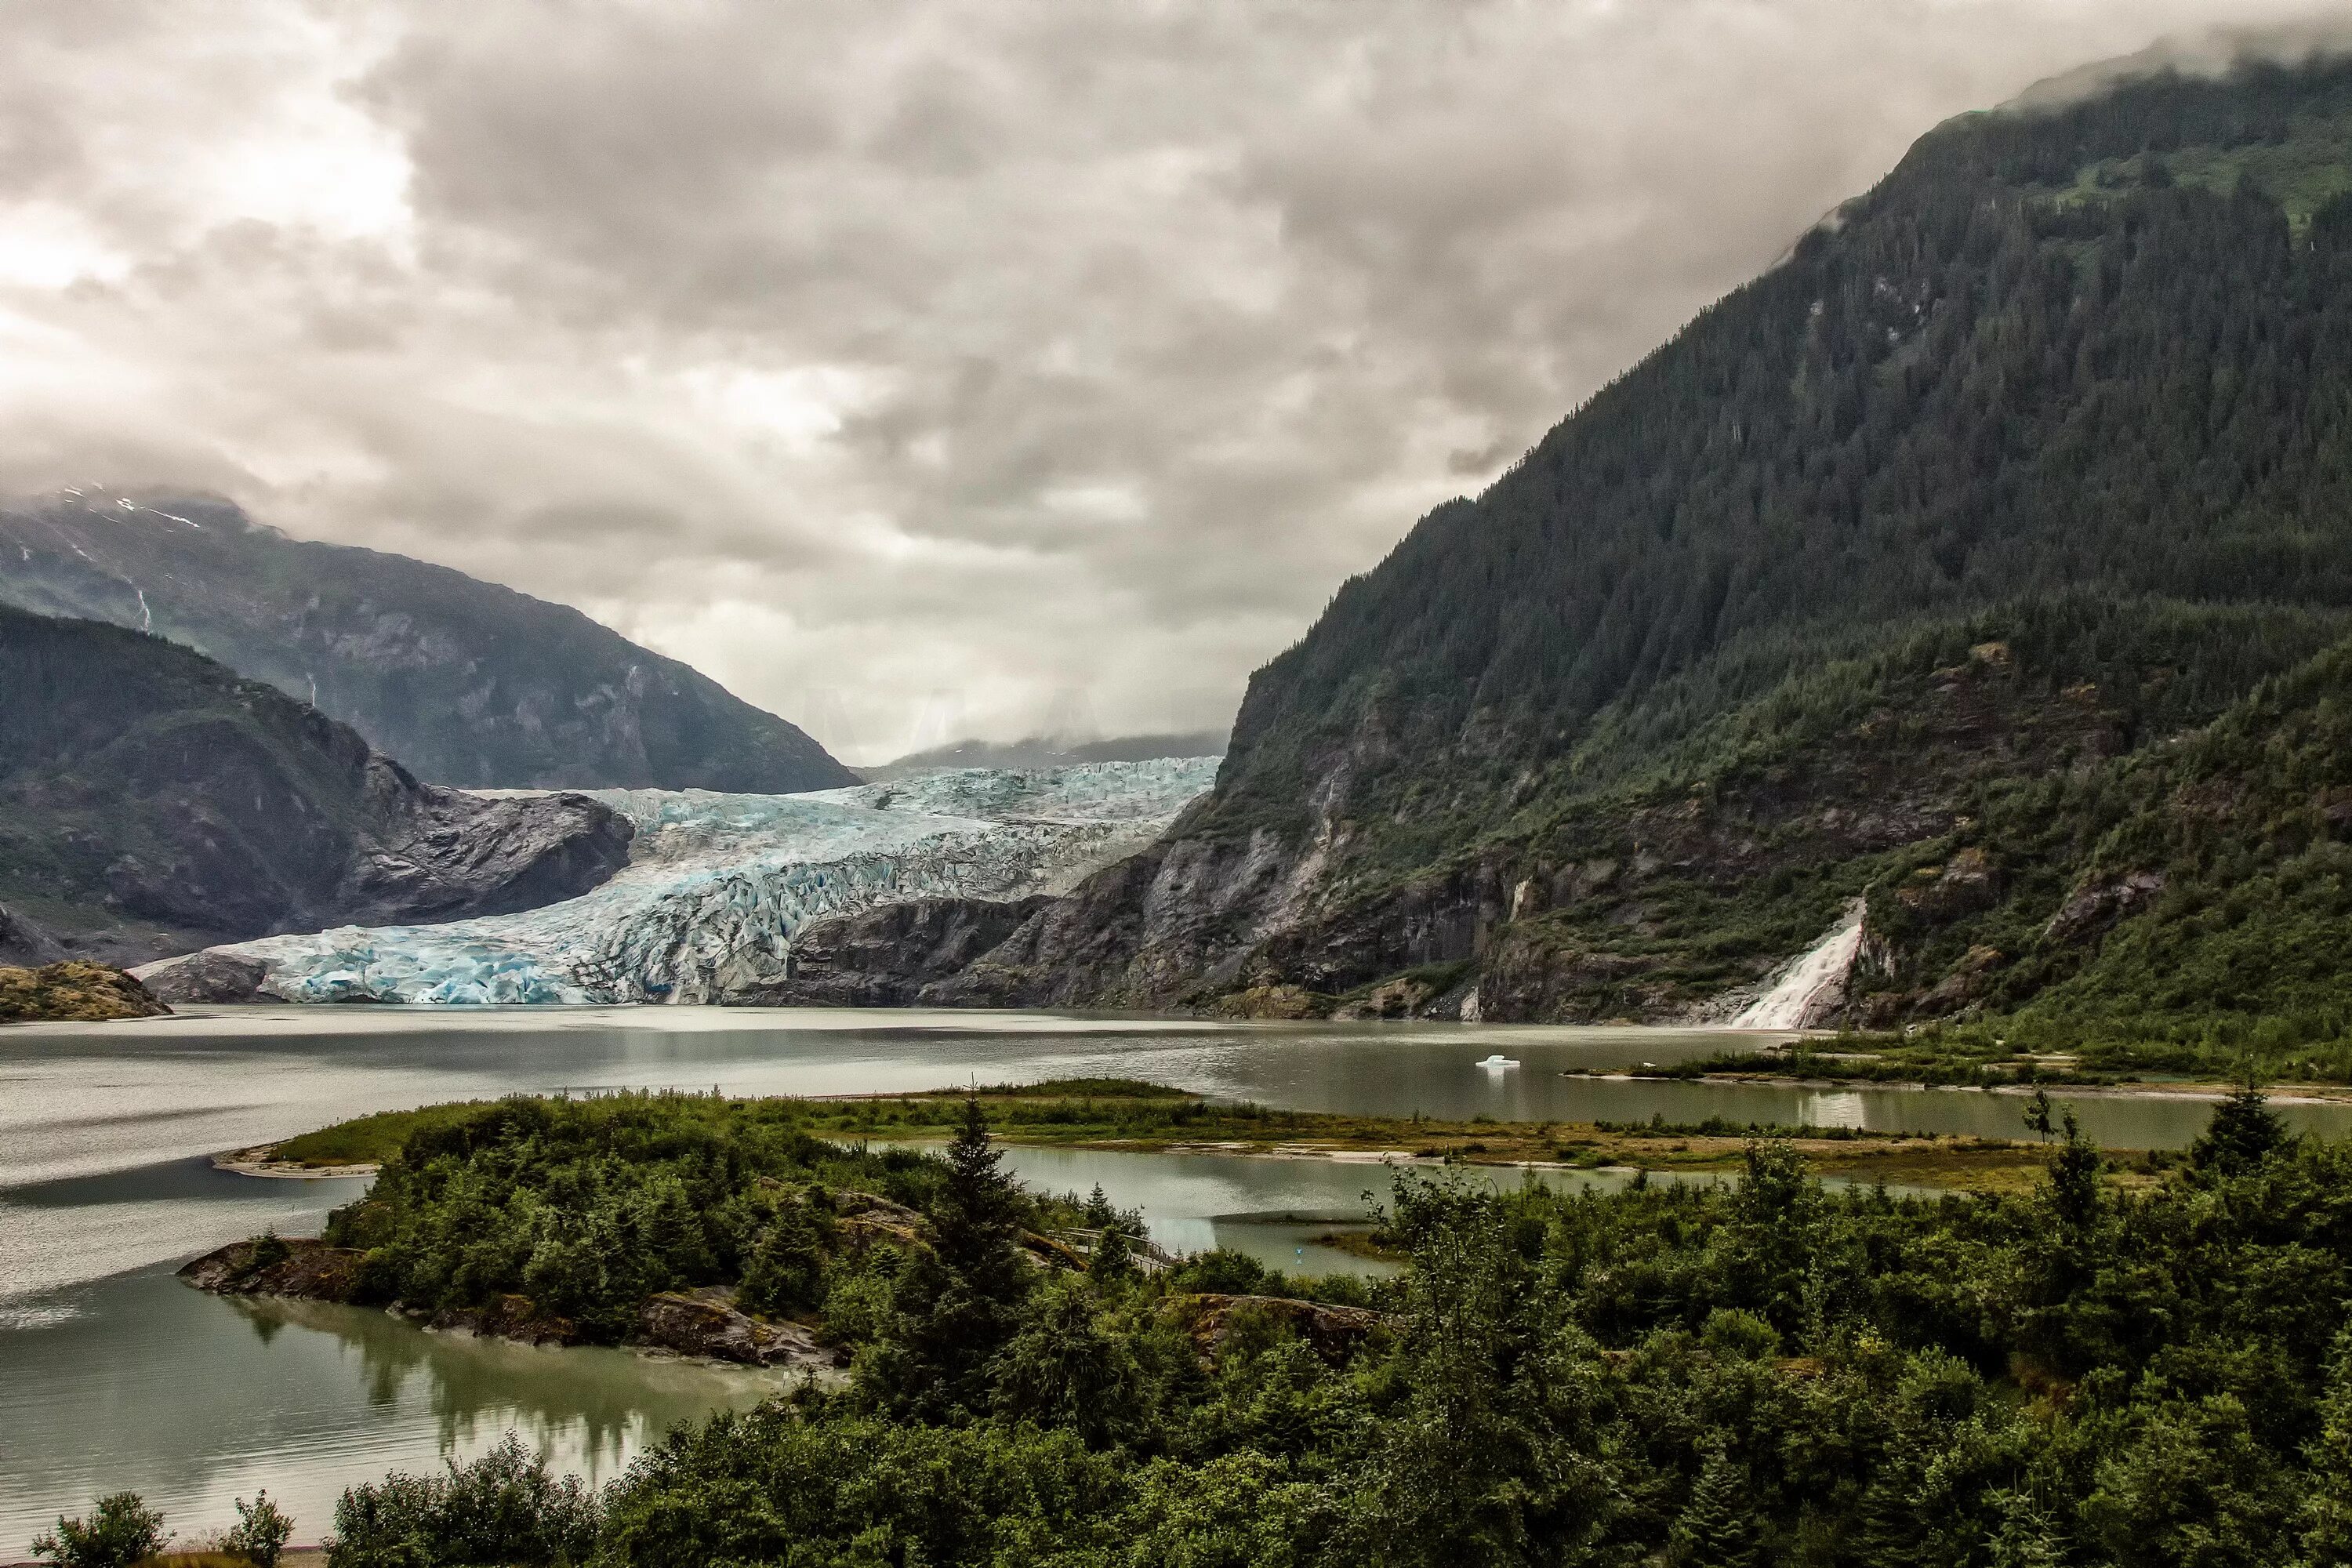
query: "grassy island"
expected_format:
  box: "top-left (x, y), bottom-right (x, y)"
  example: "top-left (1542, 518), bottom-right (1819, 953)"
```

top-left (263, 1079), bottom-right (2085, 1195)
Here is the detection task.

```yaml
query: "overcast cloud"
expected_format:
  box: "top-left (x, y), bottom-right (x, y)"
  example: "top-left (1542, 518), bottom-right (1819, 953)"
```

top-left (0, 0), bottom-right (2336, 761)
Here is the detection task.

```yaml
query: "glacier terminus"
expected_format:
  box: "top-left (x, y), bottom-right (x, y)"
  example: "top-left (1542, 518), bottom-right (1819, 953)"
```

top-left (135, 758), bottom-right (1218, 1006)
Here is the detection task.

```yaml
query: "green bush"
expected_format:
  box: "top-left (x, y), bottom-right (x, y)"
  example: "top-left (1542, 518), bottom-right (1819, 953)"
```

top-left (326, 1434), bottom-right (596, 1568)
top-left (223, 1491), bottom-right (292, 1568)
top-left (31, 1493), bottom-right (165, 1568)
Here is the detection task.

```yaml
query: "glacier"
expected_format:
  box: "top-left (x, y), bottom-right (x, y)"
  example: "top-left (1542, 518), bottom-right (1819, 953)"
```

top-left (140, 758), bottom-right (1218, 1006)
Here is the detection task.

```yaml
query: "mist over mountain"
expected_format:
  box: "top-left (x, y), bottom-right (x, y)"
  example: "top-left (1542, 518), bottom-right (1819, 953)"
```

top-left (884, 51), bottom-right (2352, 1049)
top-left (861, 731), bottom-right (1228, 782)
top-left (0, 495), bottom-right (855, 793)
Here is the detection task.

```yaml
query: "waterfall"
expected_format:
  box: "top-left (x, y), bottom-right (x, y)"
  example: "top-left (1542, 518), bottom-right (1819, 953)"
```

top-left (1734, 899), bottom-right (1866, 1029)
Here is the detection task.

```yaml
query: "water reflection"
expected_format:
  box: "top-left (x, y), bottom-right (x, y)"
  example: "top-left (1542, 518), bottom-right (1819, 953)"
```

top-left (0, 1268), bottom-right (786, 1547)
top-left (1798, 1091), bottom-right (1870, 1128)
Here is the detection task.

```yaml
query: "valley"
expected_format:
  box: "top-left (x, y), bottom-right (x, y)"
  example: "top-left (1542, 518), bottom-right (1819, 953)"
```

top-left (15, 34), bottom-right (2352, 1568)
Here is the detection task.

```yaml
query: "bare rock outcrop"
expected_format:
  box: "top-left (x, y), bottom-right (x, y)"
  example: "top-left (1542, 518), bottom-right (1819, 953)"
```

top-left (637, 1287), bottom-right (842, 1369)
top-left (178, 1236), bottom-right (368, 1299)
top-left (737, 895), bottom-right (1053, 1007)
top-left (140, 950), bottom-right (271, 1004)
top-left (0, 902), bottom-right (64, 967)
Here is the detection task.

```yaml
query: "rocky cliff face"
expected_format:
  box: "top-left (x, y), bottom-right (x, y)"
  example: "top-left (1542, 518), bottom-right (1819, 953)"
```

top-left (0, 494), bottom-right (853, 792)
top-left (0, 607), bottom-right (632, 964)
top-left (930, 634), bottom-right (2138, 1020)
top-left (747, 895), bottom-right (1054, 1007)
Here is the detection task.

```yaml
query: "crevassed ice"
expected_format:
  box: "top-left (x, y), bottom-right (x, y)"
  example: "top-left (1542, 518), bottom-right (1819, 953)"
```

top-left (185, 757), bottom-right (1218, 1007)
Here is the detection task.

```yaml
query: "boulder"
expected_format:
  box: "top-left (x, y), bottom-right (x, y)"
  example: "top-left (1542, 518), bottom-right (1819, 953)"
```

top-left (178, 1236), bottom-right (367, 1301)
top-left (637, 1287), bottom-right (843, 1369)
top-left (140, 949), bottom-right (271, 1004)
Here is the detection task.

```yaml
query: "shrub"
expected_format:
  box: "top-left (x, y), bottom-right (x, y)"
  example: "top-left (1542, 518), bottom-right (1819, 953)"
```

top-left (224, 1491), bottom-right (293, 1567)
top-left (326, 1434), bottom-right (597, 1568)
top-left (31, 1493), bottom-right (167, 1568)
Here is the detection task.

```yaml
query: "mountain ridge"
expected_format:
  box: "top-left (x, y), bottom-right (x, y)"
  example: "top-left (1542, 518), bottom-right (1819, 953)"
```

top-left (0, 494), bottom-right (855, 793)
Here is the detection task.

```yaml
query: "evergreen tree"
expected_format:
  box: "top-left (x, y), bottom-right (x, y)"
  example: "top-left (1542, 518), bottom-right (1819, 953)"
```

top-left (1669, 1446), bottom-right (1763, 1568)
top-left (2192, 1080), bottom-right (2291, 1175)
top-left (866, 1097), bottom-right (1031, 1419)
top-left (2305, 1327), bottom-right (2352, 1567)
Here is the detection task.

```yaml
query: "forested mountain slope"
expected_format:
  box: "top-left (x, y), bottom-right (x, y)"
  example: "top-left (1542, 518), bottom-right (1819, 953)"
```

top-left (0, 495), bottom-right (854, 792)
top-left (930, 55), bottom-right (2352, 1050)
top-left (0, 607), bottom-right (632, 964)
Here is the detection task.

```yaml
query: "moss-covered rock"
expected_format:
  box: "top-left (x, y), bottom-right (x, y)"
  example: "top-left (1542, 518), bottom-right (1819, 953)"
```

top-left (0, 960), bottom-right (170, 1022)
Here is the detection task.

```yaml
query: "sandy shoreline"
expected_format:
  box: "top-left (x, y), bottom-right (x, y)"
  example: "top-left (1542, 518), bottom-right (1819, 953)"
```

top-left (212, 1146), bottom-right (379, 1179)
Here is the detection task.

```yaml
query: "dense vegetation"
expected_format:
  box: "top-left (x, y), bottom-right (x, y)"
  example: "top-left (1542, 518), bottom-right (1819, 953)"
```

top-left (0, 495), bottom-right (852, 792)
top-left (978, 56), bottom-right (2352, 1060)
top-left (317, 1091), bottom-right (1373, 1350)
top-left (1221, 58), bottom-right (2352, 833)
top-left (203, 1086), bottom-right (2352, 1566)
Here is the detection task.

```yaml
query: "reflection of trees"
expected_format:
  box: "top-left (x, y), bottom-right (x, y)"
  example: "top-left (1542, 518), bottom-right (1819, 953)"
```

top-left (229, 1296), bottom-right (783, 1479)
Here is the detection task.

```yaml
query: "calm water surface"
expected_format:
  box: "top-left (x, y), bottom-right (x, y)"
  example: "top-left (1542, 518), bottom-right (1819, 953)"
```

top-left (5, 1004), bottom-right (2337, 1538)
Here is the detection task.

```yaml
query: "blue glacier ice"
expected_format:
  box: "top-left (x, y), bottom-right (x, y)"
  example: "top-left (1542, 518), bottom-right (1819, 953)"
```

top-left (140, 757), bottom-right (1217, 1005)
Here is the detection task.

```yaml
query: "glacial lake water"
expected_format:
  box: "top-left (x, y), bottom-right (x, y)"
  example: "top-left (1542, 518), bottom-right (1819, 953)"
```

top-left (6, 1003), bottom-right (2347, 1542)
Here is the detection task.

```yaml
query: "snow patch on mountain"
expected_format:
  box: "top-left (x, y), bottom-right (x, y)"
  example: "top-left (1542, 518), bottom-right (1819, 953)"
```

top-left (140, 758), bottom-right (1217, 1005)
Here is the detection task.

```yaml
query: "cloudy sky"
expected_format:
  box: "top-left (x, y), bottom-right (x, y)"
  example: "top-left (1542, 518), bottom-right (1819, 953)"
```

top-left (0, 0), bottom-right (2334, 762)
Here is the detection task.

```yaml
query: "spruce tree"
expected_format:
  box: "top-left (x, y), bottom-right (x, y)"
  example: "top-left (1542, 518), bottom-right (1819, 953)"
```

top-left (2304, 1327), bottom-right (2352, 1566)
top-left (868, 1095), bottom-right (1031, 1418)
top-left (1669, 1446), bottom-right (1763, 1568)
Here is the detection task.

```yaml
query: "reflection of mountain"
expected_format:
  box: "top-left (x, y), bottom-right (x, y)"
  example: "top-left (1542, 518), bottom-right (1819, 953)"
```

top-left (138, 758), bottom-right (1218, 1004)
top-left (226, 1292), bottom-right (780, 1461)
top-left (0, 1268), bottom-right (779, 1541)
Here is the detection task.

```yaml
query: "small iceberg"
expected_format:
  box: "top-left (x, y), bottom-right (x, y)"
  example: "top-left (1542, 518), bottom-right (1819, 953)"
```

top-left (1476, 1054), bottom-right (1520, 1070)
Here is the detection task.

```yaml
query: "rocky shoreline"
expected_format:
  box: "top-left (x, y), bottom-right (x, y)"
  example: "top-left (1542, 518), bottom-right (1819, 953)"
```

top-left (178, 1237), bottom-right (844, 1372)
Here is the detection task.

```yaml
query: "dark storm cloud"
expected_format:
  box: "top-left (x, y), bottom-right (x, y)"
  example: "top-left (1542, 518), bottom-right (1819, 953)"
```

top-left (0, 0), bottom-right (2336, 761)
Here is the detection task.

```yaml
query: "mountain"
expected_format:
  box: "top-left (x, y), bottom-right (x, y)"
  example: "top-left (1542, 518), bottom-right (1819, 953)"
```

top-left (0, 495), bottom-right (856, 792)
top-left (0, 606), bottom-right (633, 964)
top-left (907, 52), bottom-right (2352, 1049)
top-left (860, 731), bottom-right (1227, 780)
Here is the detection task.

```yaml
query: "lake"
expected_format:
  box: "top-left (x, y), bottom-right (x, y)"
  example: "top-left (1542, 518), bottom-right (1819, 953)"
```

top-left (3, 1004), bottom-right (2336, 1541)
